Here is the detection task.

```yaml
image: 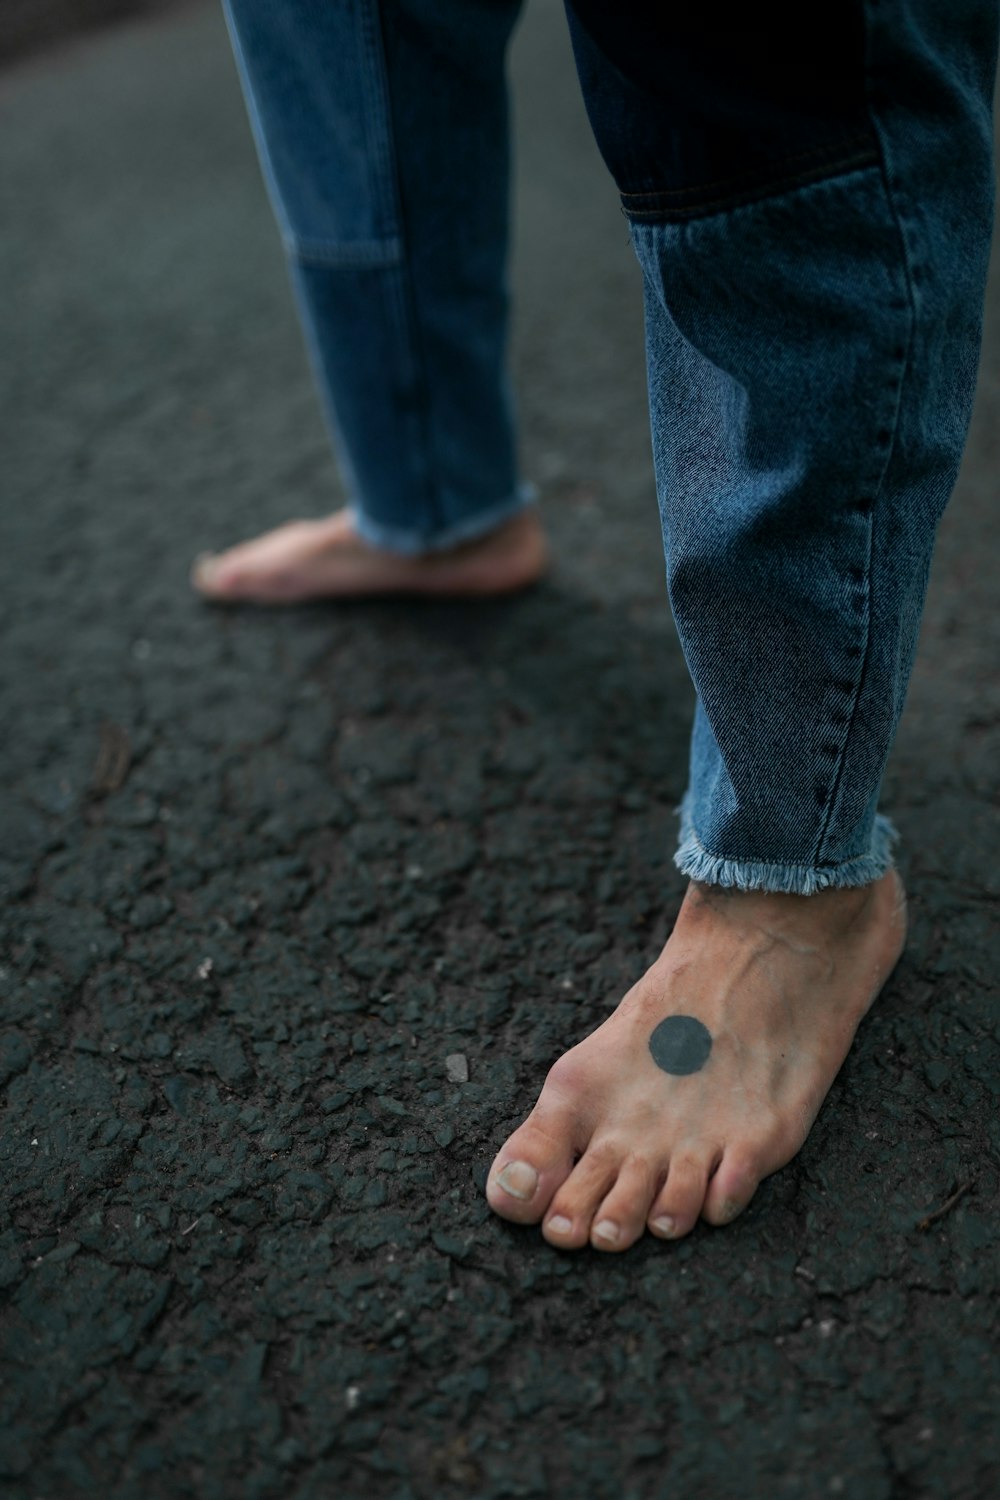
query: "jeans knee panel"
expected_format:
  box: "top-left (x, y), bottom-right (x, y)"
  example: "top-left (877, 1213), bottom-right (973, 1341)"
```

top-left (225, 0), bottom-right (523, 545)
top-left (223, 0), bottom-right (403, 257)
top-left (567, 1), bottom-right (879, 220)
top-left (631, 165), bottom-right (920, 873)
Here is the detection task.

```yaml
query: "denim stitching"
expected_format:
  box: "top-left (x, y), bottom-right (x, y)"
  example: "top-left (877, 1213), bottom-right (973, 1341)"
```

top-left (623, 147), bottom-right (879, 222)
top-left (285, 235), bottom-right (404, 269)
top-left (224, 1), bottom-right (404, 257)
top-left (811, 0), bottom-right (920, 870)
top-left (619, 133), bottom-right (878, 204)
top-left (368, 0), bottom-right (442, 533)
top-left (360, 0), bottom-right (401, 243)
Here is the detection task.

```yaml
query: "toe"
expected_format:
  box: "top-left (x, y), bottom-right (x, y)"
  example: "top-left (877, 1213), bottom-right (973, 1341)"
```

top-left (191, 553), bottom-right (224, 595)
top-left (588, 1158), bottom-right (660, 1252)
top-left (486, 1117), bottom-right (578, 1226)
top-left (647, 1148), bottom-right (717, 1240)
top-left (701, 1147), bottom-right (761, 1227)
top-left (191, 523), bottom-right (318, 601)
top-left (192, 548), bottom-right (253, 599)
top-left (541, 1143), bottom-right (622, 1250)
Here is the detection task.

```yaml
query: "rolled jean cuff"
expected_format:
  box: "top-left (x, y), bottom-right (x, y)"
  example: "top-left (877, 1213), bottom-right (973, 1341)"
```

top-left (348, 482), bottom-right (537, 557)
top-left (674, 793), bottom-right (899, 895)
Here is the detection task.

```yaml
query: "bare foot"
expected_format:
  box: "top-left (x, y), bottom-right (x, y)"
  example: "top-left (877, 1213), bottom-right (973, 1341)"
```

top-left (487, 869), bottom-right (906, 1250)
top-left (191, 507), bottom-right (548, 603)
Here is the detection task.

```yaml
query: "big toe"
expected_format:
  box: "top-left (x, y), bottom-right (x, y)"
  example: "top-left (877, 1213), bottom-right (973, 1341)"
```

top-left (191, 547), bottom-right (264, 599)
top-left (191, 522), bottom-right (321, 600)
top-left (191, 552), bottom-right (228, 596)
top-left (486, 1116), bottom-right (578, 1225)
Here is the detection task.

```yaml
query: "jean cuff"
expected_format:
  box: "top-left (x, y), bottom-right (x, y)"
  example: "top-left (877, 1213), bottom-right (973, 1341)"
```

top-left (348, 482), bottom-right (537, 557)
top-left (674, 793), bottom-right (899, 895)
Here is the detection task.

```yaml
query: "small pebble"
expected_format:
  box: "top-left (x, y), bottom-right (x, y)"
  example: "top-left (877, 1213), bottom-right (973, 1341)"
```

top-left (445, 1053), bottom-right (469, 1083)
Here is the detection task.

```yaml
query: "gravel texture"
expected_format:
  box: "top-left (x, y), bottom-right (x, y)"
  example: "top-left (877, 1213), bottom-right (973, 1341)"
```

top-left (1, 4), bottom-right (998, 1496)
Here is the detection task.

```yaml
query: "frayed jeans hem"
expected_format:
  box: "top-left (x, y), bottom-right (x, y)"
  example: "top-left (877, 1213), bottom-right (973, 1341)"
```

top-left (348, 483), bottom-right (537, 557)
top-left (674, 796), bottom-right (899, 895)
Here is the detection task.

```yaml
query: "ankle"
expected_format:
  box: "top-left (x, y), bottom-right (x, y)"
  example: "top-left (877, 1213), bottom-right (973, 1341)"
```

top-left (683, 868), bottom-right (897, 942)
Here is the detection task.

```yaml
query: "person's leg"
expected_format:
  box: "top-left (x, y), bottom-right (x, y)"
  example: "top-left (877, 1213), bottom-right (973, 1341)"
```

top-left (488, 0), bottom-right (997, 1247)
top-left (195, 0), bottom-right (545, 601)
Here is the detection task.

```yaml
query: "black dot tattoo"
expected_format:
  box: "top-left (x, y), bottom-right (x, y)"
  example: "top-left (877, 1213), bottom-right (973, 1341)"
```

top-left (648, 1015), bottom-right (712, 1076)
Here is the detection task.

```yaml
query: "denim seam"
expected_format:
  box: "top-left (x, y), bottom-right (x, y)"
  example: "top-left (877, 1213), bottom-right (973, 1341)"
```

top-left (367, 0), bottom-right (443, 536)
top-left (622, 150), bottom-right (880, 222)
top-left (618, 134), bottom-right (877, 203)
top-left (287, 263), bottom-right (365, 510)
top-left (811, 2), bottom-right (921, 870)
top-left (284, 236), bottom-right (405, 269)
top-left (621, 139), bottom-right (879, 222)
top-left (364, 2), bottom-right (406, 241)
top-left (223, 1), bottom-right (404, 259)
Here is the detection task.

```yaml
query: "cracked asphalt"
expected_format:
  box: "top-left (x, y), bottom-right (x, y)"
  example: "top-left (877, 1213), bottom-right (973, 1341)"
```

top-left (1, 4), bottom-right (999, 1496)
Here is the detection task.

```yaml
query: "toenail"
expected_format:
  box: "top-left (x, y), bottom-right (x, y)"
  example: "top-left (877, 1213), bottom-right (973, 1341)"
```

top-left (593, 1219), bottom-right (620, 1245)
top-left (547, 1215), bottom-right (572, 1235)
top-left (495, 1160), bottom-right (538, 1200)
top-left (719, 1198), bottom-right (742, 1224)
top-left (651, 1215), bottom-right (678, 1238)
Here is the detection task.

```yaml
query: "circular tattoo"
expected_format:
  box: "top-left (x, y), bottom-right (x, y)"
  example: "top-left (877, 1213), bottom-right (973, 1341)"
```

top-left (648, 1015), bottom-right (712, 1076)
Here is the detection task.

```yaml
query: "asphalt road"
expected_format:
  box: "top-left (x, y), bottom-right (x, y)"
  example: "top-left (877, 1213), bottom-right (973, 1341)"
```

top-left (1, 4), bottom-right (998, 1496)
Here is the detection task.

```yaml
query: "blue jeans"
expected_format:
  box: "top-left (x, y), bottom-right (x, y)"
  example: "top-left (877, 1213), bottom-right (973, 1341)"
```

top-left (222, 0), bottom-right (997, 895)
